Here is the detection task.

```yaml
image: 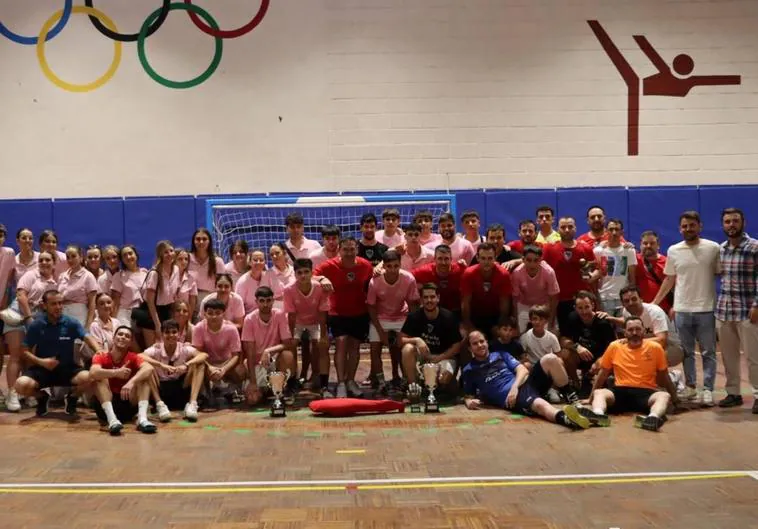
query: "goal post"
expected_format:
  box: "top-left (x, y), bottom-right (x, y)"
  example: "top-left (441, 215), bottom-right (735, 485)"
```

top-left (205, 193), bottom-right (457, 260)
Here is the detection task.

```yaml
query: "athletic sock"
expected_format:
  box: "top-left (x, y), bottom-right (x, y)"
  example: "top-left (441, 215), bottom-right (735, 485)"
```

top-left (649, 411), bottom-right (660, 419)
top-left (137, 400), bottom-right (149, 424)
top-left (102, 401), bottom-right (118, 425)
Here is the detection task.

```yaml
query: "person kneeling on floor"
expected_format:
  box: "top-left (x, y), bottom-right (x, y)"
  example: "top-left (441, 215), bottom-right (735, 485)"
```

top-left (583, 316), bottom-right (680, 432)
top-left (462, 331), bottom-right (590, 430)
top-left (90, 326), bottom-right (158, 436)
top-left (140, 319), bottom-right (208, 423)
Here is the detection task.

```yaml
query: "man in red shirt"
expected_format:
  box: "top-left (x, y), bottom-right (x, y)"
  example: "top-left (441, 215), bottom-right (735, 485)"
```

top-left (461, 243), bottom-right (512, 338)
top-left (507, 220), bottom-right (541, 255)
top-left (412, 245), bottom-right (466, 320)
top-left (542, 216), bottom-right (599, 335)
top-left (635, 230), bottom-right (672, 313)
top-left (91, 326), bottom-right (157, 436)
top-left (577, 205), bottom-right (609, 246)
top-left (314, 237), bottom-right (374, 398)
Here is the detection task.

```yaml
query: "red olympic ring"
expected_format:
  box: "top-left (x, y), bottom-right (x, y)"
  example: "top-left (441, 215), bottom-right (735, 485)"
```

top-left (183, 0), bottom-right (269, 39)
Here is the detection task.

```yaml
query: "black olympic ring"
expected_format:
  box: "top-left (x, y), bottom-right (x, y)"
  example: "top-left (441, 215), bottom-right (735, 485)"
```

top-left (83, 0), bottom-right (171, 42)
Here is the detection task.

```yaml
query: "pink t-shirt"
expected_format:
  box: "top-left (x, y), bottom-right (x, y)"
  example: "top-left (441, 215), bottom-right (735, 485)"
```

top-left (143, 342), bottom-right (198, 381)
top-left (143, 266), bottom-right (181, 306)
top-left (367, 270), bottom-right (420, 321)
top-left (14, 252), bottom-right (39, 283)
top-left (200, 292), bottom-right (245, 323)
top-left (192, 320), bottom-right (241, 365)
top-left (0, 247), bottom-right (15, 298)
top-left (261, 265), bottom-right (295, 302)
top-left (241, 308), bottom-right (292, 353)
top-left (16, 270), bottom-right (58, 309)
top-left (425, 237), bottom-right (475, 264)
top-left (97, 270), bottom-right (113, 295)
top-left (177, 271), bottom-right (198, 304)
top-left (225, 261), bottom-right (248, 288)
top-left (53, 250), bottom-right (67, 279)
top-left (376, 230), bottom-right (405, 248)
top-left (419, 233), bottom-right (443, 247)
top-left (307, 248), bottom-right (336, 269)
top-left (58, 267), bottom-right (98, 304)
top-left (511, 262), bottom-right (561, 307)
top-left (235, 271), bottom-right (263, 314)
top-left (189, 254), bottom-right (226, 292)
top-left (400, 245), bottom-right (435, 272)
top-left (282, 281), bottom-right (330, 325)
top-left (110, 269), bottom-right (147, 309)
top-left (286, 238), bottom-right (322, 260)
top-left (89, 315), bottom-right (122, 350)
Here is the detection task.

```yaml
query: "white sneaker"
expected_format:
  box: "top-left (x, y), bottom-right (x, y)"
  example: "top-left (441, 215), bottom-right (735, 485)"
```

top-left (156, 401), bottom-right (172, 422)
top-left (6, 390), bottom-right (21, 412)
top-left (701, 389), bottom-right (715, 407)
top-left (546, 388), bottom-right (562, 404)
top-left (183, 402), bottom-right (198, 422)
top-left (679, 386), bottom-right (698, 401)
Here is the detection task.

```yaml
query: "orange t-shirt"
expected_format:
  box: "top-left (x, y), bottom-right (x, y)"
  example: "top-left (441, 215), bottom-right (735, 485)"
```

top-left (599, 340), bottom-right (667, 390)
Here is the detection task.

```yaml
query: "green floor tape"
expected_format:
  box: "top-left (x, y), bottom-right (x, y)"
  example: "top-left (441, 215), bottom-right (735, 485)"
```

top-left (510, 414), bottom-right (525, 420)
top-left (345, 431), bottom-right (367, 437)
top-left (233, 429), bottom-right (252, 434)
top-left (382, 429), bottom-right (404, 436)
top-left (485, 418), bottom-right (503, 425)
top-left (267, 430), bottom-right (288, 437)
top-left (178, 421), bottom-right (195, 427)
top-left (304, 431), bottom-right (323, 438)
top-left (203, 425), bottom-right (220, 431)
top-left (456, 423), bottom-right (474, 430)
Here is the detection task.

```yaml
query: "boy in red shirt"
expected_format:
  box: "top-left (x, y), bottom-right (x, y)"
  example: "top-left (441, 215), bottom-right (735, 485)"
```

top-left (461, 243), bottom-right (512, 337)
top-left (91, 326), bottom-right (157, 436)
top-left (412, 245), bottom-right (466, 319)
top-left (314, 237), bottom-right (374, 398)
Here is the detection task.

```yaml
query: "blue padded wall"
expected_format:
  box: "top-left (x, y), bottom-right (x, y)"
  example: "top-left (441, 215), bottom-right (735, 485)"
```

top-left (485, 189), bottom-right (557, 240)
top-left (53, 198), bottom-right (125, 250)
top-left (455, 190), bottom-right (487, 226)
top-left (627, 186), bottom-right (700, 251)
top-left (0, 199), bottom-right (53, 245)
top-left (698, 185), bottom-right (758, 243)
top-left (124, 196), bottom-right (196, 267)
top-left (556, 187), bottom-right (629, 237)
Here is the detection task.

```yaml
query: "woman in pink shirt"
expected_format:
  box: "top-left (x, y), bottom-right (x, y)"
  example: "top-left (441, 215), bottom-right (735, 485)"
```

top-left (88, 293), bottom-right (123, 353)
top-left (14, 228), bottom-right (38, 283)
top-left (262, 244), bottom-right (295, 310)
top-left (172, 300), bottom-right (195, 344)
top-left (235, 249), bottom-right (266, 314)
top-left (199, 273), bottom-right (245, 330)
top-left (134, 240), bottom-right (180, 346)
top-left (174, 248), bottom-right (198, 319)
top-left (188, 228), bottom-right (225, 308)
top-left (0, 225), bottom-right (14, 310)
top-left (38, 230), bottom-right (67, 279)
top-left (99, 245), bottom-right (121, 295)
top-left (225, 240), bottom-right (250, 288)
top-left (58, 245), bottom-right (98, 328)
top-left (84, 245), bottom-right (105, 289)
top-left (110, 245), bottom-right (147, 327)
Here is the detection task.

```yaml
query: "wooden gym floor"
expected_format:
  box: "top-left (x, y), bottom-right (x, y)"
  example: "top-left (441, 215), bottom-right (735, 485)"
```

top-left (0, 354), bottom-right (756, 529)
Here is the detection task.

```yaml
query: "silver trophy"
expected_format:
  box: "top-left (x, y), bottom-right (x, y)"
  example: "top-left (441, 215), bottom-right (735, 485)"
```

top-left (268, 369), bottom-right (290, 418)
top-left (408, 382), bottom-right (423, 413)
top-left (421, 363), bottom-right (441, 413)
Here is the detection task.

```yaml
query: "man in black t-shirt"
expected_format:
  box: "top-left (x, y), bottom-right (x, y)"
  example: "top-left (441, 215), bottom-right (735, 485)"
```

top-left (559, 291), bottom-right (617, 388)
top-left (400, 283), bottom-right (462, 392)
top-left (357, 213), bottom-right (389, 266)
top-left (471, 223), bottom-right (522, 266)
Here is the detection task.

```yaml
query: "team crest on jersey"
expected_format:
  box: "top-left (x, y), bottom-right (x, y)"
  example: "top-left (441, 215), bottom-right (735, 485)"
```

top-left (483, 281), bottom-right (492, 292)
top-left (427, 324), bottom-right (434, 333)
top-left (365, 249), bottom-right (374, 259)
top-left (563, 249), bottom-right (573, 261)
top-left (346, 272), bottom-right (356, 282)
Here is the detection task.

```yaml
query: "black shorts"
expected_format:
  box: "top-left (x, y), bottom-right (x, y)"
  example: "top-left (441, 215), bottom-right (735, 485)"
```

top-left (328, 314), bottom-right (369, 341)
top-left (471, 314), bottom-right (500, 338)
top-left (133, 302), bottom-right (173, 331)
top-left (527, 359), bottom-right (552, 396)
top-left (24, 365), bottom-right (84, 389)
top-left (159, 377), bottom-right (190, 410)
top-left (610, 386), bottom-right (656, 414)
top-left (93, 395), bottom-right (138, 424)
top-left (509, 382), bottom-right (541, 416)
top-left (557, 300), bottom-right (575, 336)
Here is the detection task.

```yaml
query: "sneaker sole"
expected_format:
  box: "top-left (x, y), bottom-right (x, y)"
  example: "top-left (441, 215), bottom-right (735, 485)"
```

top-left (633, 415), bottom-right (660, 432)
top-left (137, 425), bottom-right (158, 434)
top-left (109, 424), bottom-right (124, 436)
top-left (563, 405), bottom-right (591, 429)
top-left (578, 407), bottom-right (611, 427)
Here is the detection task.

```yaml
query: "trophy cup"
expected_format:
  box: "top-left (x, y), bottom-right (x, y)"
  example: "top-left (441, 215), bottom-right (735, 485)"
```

top-left (421, 363), bottom-right (441, 413)
top-left (268, 369), bottom-right (290, 418)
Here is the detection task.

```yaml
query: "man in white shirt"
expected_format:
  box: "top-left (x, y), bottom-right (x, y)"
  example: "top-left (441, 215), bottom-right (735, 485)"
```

top-left (593, 219), bottom-right (637, 315)
top-left (652, 211), bottom-right (721, 406)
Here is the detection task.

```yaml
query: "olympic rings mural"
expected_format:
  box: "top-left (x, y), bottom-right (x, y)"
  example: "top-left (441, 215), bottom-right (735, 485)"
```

top-left (0, 0), bottom-right (270, 92)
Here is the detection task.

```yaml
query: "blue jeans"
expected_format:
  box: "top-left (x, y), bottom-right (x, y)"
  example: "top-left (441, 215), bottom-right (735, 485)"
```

top-left (675, 311), bottom-right (717, 391)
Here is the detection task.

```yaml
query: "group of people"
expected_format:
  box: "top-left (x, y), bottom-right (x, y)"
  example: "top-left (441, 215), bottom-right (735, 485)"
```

top-left (0, 203), bottom-right (755, 435)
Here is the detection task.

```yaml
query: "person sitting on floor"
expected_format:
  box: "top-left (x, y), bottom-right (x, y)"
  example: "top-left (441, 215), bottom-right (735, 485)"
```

top-left (90, 326), bottom-right (158, 436)
top-left (462, 331), bottom-right (589, 430)
top-left (582, 317), bottom-right (680, 432)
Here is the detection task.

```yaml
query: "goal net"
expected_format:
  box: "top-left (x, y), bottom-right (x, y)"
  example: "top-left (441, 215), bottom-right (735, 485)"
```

top-left (206, 194), bottom-right (456, 260)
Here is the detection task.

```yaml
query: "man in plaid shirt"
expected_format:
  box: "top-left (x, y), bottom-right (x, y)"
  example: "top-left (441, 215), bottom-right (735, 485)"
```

top-left (716, 208), bottom-right (758, 412)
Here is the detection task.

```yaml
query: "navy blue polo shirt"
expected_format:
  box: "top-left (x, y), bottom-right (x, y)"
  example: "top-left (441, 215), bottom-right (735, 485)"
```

top-left (23, 314), bottom-right (88, 366)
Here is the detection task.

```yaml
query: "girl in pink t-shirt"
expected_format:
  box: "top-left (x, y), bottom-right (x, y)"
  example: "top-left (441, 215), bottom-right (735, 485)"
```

top-left (58, 245), bottom-right (98, 328)
top-left (262, 244), bottom-right (295, 310)
top-left (172, 300), bottom-right (195, 344)
top-left (110, 244), bottom-right (148, 327)
top-left (225, 240), bottom-right (250, 288)
top-left (199, 273), bottom-right (245, 330)
top-left (84, 245), bottom-right (106, 292)
top-left (99, 245), bottom-right (121, 295)
top-left (89, 293), bottom-right (123, 352)
top-left (174, 248), bottom-right (198, 318)
top-left (38, 230), bottom-right (67, 279)
top-left (136, 240), bottom-right (180, 346)
top-left (14, 228), bottom-right (38, 283)
top-left (236, 249), bottom-right (266, 314)
top-left (189, 228), bottom-right (225, 304)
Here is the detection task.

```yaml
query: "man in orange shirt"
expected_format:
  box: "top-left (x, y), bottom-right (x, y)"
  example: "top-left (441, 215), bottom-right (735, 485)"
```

top-left (581, 317), bottom-right (679, 432)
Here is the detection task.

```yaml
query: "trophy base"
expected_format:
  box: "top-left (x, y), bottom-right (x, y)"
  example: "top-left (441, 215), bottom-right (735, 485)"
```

top-left (409, 403), bottom-right (422, 413)
top-left (270, 403), bottom-right (286, 418)
top-left (424, 402), bottom-right (440, 413)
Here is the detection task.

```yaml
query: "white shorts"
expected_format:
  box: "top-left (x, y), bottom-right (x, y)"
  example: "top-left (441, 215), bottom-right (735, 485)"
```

top-left (293, 324), bottom-right (321, 341)
top-left (368, 319), bottom-right (405, 342)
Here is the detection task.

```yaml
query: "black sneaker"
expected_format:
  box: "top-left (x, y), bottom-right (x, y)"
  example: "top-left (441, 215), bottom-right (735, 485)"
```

top-left (578, 407), bottom-right (611, 427)
top-left (108, 421), bottom-right (123, 436)
top-left (561, 404), bottom-right (591, 430)
top-left (64, 393), bottom-right (78, 415)
top-left (634, 414), bottom-right (664, 432)
top-left (137, 421), bottom-right (157, 434)
top-left (562, 390), bottom-right (580, 405)
top-left (35, 390), bottom-right (50, 417)
top-left (718, 394), bottom-right (743, 408)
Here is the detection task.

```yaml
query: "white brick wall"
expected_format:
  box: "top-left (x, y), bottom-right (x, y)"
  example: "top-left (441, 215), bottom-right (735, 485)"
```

top-left (0, 0), bottom-right (755, 198)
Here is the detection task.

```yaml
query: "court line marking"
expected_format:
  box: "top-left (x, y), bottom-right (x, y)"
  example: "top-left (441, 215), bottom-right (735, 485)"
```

top-left (335, 449), bottom-right (366, 454)
top-left (0, 471), bottom-right (753, 495)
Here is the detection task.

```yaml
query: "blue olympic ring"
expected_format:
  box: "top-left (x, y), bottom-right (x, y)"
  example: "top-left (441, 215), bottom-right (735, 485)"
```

top-left (0, 0), bottom-right (73, 45)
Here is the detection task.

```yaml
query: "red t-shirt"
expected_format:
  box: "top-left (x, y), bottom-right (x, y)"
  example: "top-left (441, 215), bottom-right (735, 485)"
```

top-left (412, 263), bottom-right (465, 312)
top-left (635, 253), bottom-right (671, 312)
top-left (507, 240), bottom-right (542, 254)
top-left (460, 265), bottom-right (512, 317)
top-left (577, 231), bottom-right (626, 247)
top-left (542, 241), bottom-right (595, 301)
top-left (92, 351), bottom-right (143, 394)
top-left (314, 257), bottom-right (373, 316)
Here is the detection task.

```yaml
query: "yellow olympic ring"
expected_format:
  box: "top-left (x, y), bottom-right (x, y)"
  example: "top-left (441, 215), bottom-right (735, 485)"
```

top-left (36, 6), bottom-right (122, 93)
